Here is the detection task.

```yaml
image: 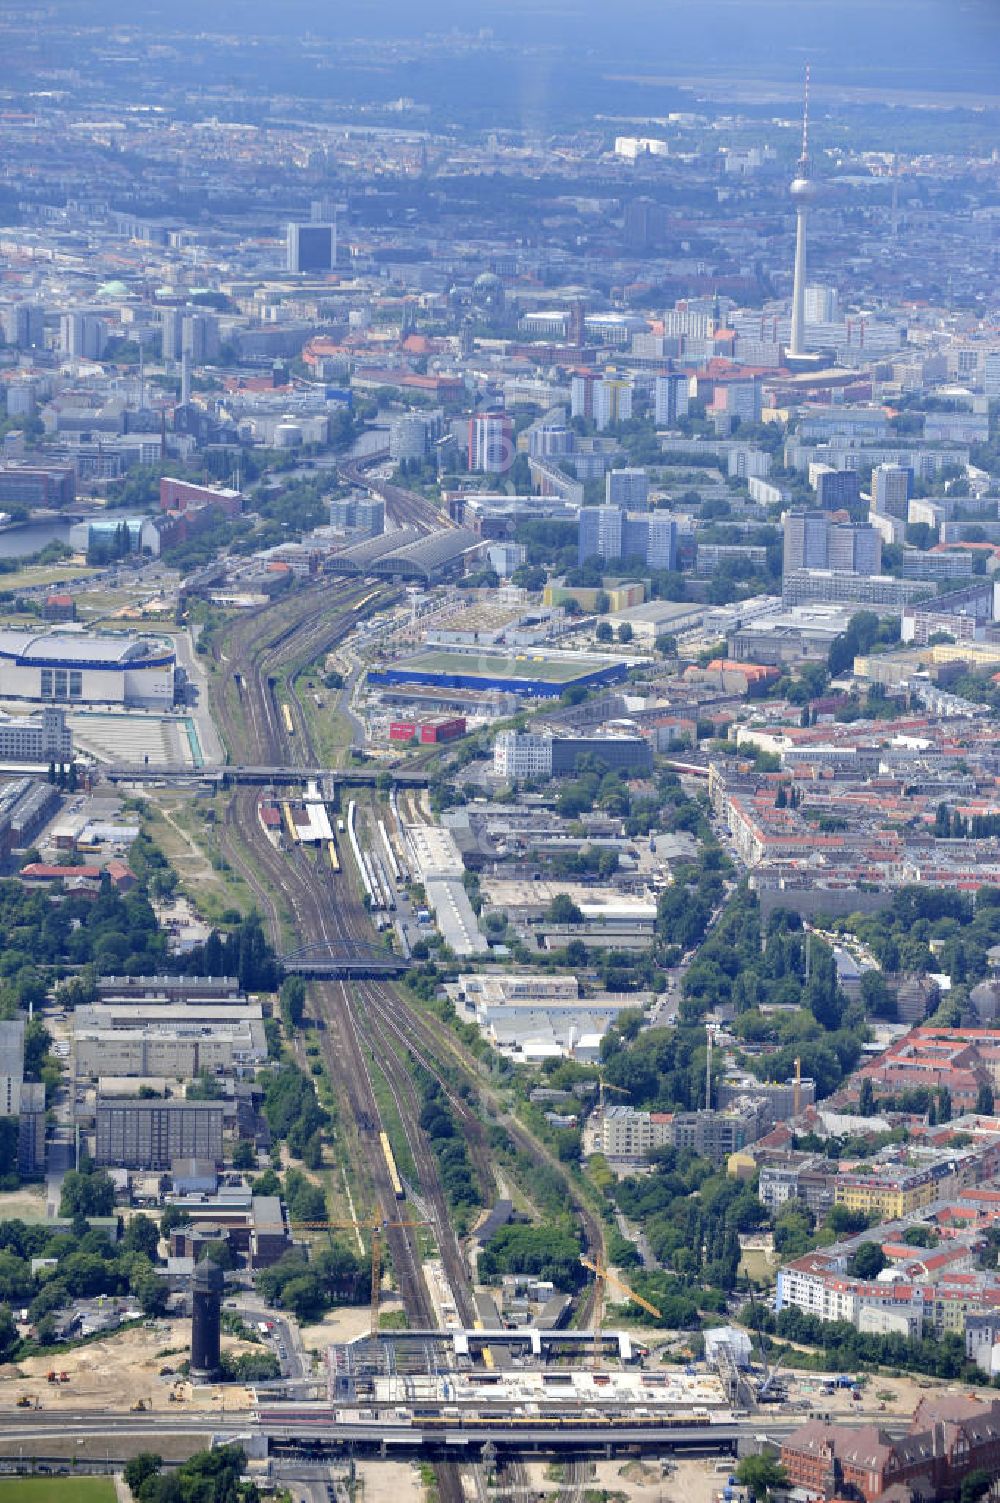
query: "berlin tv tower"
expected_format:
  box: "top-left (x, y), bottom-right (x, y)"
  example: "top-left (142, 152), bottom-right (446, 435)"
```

top-left (788, 65), bottom-right (817, 360)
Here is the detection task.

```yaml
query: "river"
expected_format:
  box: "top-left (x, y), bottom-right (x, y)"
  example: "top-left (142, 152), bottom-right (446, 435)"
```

top-left (0, 520), bottom-right (74, 559)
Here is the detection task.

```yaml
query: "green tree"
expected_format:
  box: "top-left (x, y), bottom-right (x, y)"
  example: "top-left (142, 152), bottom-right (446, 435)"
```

top-left (59, 1166), bottom-right (115, 1219)
top-left (960, 1469), bottom-right (992, 1503)
top-left (280, 975), bottom-right (306, 1029)
top-left (735, 1456), bottom-right (788, 1501)
top-left (859, 970), bottom-right (896, 1020)
top-left (124, 1452), bottom-right (163, 1497)
top-left (546, 893), bottom-right (584, 925)
top-left (232, 1140), bottom-right (256, 1170)
top-left (0, 1305), bottom-right (18, 1363)
top-left (849, 1242), bottom-right (887, 1279)
top-left (122, 1214), bottom-right (160, 1261)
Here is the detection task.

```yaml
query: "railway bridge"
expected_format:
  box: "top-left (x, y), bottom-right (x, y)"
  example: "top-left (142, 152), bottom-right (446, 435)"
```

top-left (280, 942), bottom-right (408, 978)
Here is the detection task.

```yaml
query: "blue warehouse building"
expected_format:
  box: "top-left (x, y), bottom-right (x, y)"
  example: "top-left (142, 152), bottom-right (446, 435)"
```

top-left (368, 658), bottom-right (628, 700)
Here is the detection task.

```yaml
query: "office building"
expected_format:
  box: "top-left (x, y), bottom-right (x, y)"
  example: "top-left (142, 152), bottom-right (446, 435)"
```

top-left (899, 549), bottom-right (973, 582)
top-left (59, 313), bottom-right (106, 361)
top-left (827, 522), bottom-right (882, 575)
top-left (287, 221), bottom-right (337, 273)
top-left (783, 510), bottom-right (832, 573)
top-left (0, 1021), bottom-right (25, 1119)
top-left (160, 308), bottom-right (184, 362)
top-left (716, 377), bottom-right (761, 425)
top-left (486, 542), bottom-right (527, 577)
top-left (181, 314), bottom-right (219, 364)
top-left (550, 734), bottom-right (651, 776)
top-left (871, 463), bottom-right (913, 520)
top-left (74, 993), bottom-right (266, 1079)
top-left (592, 377), bottom-right (633, 431)
top-left (493, 729), bottom-right (651, 780)
top-left (623, 196), bottom-right (669, 250)
top-left (0, 304), bottom-right (44, 349)
top-left (654, 373), bottom-right (690, 426)
top-left (811, 465), bottom-right (861, 508)
top-left (578, 505), bottom-right (624, 565)
top-left (6, 382), bottom-right (37, 419)
top-left (984, 352), bottom-right (1000, 402)
top-left (0, 707), bottom-right (71, 764)
top-left (781, 569), bottom-right (924, 608)
top-left (605, 468), bottom-right (649, 508)
top-left (0, 466), bottom-right (75, 508)
top-left (579, 505), bottom-right (675, 570)
top-left (390, 414), bottom-right (431, 462)
top-left (95, 1098), bottom-right (224, 1170)
top-left (494, 730), bottom-right (552, 780)
top-left (468, 412), bottom-right (514, 474)
top-left (804, 284), bottom-right (839, 324)
top-left (329, 495), bottom-right (384, 537)
top-left (0, 1019), bottom-right (45, 1176)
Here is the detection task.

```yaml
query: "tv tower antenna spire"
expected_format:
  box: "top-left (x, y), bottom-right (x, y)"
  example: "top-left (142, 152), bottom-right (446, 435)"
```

top-left (788, 64), bottom-right (816, 361)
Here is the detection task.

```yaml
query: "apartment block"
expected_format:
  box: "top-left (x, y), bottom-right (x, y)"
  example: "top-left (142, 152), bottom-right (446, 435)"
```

top-left (95, 1098), bottom-right (224, 1170)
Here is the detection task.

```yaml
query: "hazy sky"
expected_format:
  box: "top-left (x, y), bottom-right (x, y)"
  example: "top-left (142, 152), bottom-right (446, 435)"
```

top-left (28, 0), bottom-right (1000, 93)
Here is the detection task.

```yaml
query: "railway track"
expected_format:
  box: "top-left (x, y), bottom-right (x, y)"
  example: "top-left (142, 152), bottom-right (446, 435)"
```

top-left (338, 453), bottom-right (450, 535)
top-left (354, 985), bottom-right (480, 1328)
top-left (209, 582), bottom-right (604, 1500)
top-left (217, 576), bottom-right (393, 766)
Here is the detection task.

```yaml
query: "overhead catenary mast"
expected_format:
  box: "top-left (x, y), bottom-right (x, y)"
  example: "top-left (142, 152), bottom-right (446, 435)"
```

top-left (788, 64), bottom-right (817, 360)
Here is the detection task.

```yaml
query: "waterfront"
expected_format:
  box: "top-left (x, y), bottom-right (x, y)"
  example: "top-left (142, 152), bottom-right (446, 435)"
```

top-left (0, 520), bottom-right (73, 558)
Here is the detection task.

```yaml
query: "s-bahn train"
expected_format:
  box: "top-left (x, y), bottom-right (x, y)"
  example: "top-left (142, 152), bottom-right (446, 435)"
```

top-left (380, 1131), bottom-right (404, 1199)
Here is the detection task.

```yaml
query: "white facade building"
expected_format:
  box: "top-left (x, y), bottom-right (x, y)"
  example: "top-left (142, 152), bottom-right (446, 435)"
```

top-left (804, 285), bottom-right (840, 324)
top-left (0, 631), bottom-right (175, 708)
top-left (389, 414), bottom-right (431, 462)
top-left (0, 707), bottom-right (71, 763)
top-left (486, 542), bottom-right (527, 578)
top-left (493, 730), bottom-right (552, 780)
top-left (594, 1105), bottom-right (673, 1160)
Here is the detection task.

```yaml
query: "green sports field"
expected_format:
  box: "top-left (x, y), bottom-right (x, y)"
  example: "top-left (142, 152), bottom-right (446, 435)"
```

top-left (403, 650), bottom-right (599, 683)
top-left (0, 1479), bottom-right (116, 1502)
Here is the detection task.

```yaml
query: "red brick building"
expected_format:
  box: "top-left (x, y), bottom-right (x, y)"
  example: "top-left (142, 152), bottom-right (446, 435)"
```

top-left (43, 593), bottom-right (76, 622)
top-left (782, 1394), bottom-right (1000, 1501)
top-left (159, 477), bottom-right (242, 518)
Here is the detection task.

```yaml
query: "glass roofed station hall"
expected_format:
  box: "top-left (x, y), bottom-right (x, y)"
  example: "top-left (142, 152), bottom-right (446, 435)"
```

top-left (0, 631), bottom-right (176, 708)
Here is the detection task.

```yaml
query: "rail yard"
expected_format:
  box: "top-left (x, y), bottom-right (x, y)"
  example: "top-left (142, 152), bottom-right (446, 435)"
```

top-left (203, 500), bottom-right (613, 1503)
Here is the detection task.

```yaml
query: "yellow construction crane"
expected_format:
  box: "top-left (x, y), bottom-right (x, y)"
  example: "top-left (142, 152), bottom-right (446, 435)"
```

top-left (579, 1255), bottom-right (661, 1369)
top-left (284, 1217), bottom-right (430, 1337)
top-left (597, 1075), bottom-right (630, 1111)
